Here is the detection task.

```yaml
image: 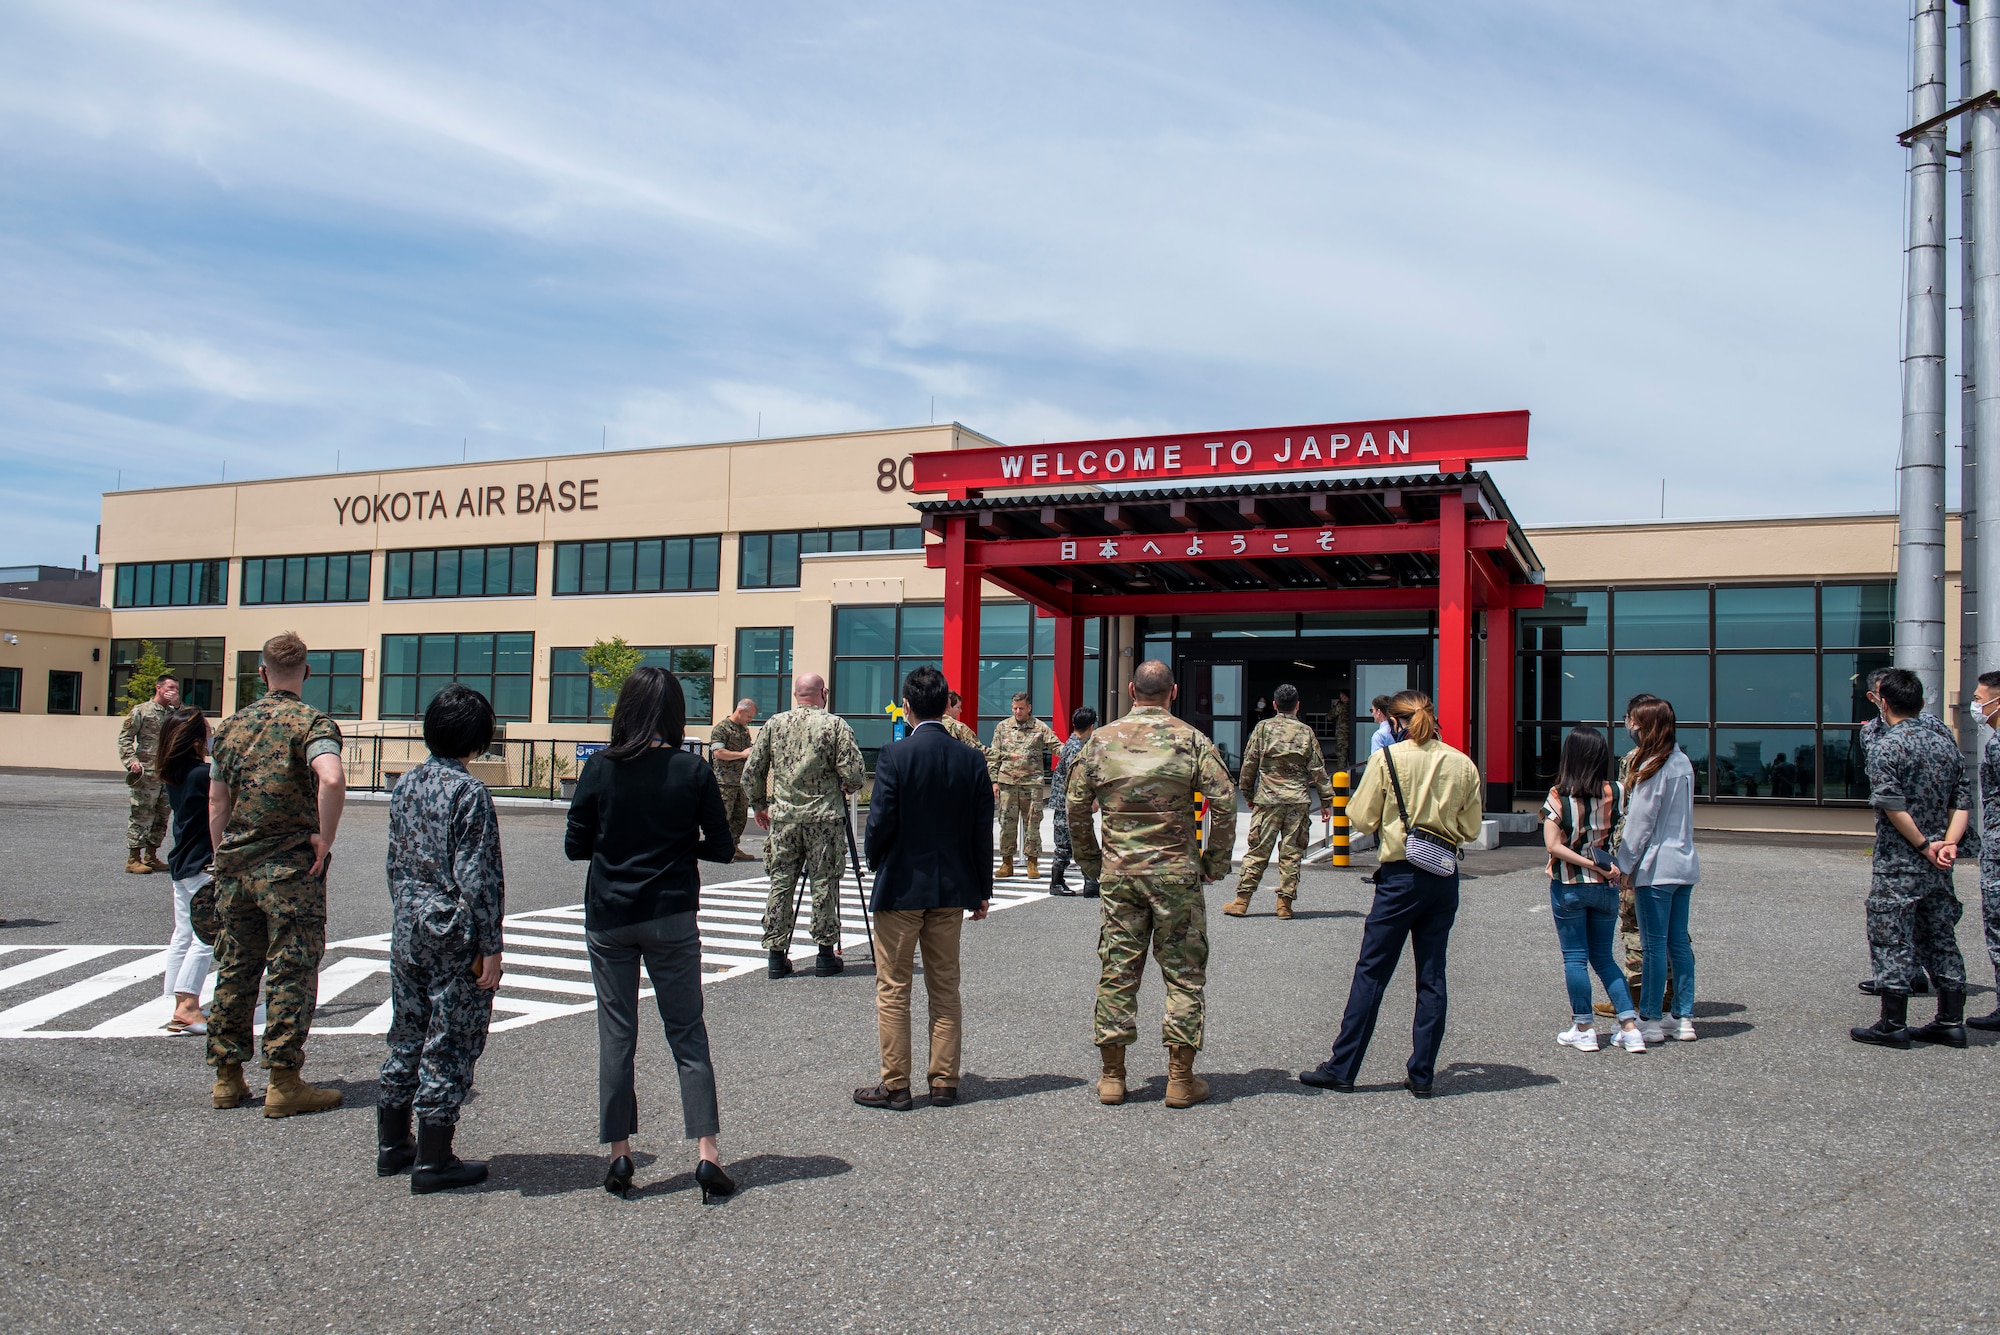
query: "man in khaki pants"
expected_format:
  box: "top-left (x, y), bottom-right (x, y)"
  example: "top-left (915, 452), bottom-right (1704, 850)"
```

top-left (854, 667), bottom-right (993, 1110)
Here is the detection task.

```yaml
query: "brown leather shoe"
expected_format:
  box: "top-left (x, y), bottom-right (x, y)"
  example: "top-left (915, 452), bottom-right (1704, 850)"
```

top-left (1096, 1043), bottom-right (1127, 1105)
top-left (1165, 1044), bottom-right (1210, 1108)
top-left (211, 1061), bottom-right (249, 1109)
top-left (853, 1084), bottom-right (914, 1111)
top-left (264, 1067), bottom-right (342, 1118)
top-left (1275, 897), bottom-right (1295, 920)
top-left (928, 1084), bottom-right (959, 1107)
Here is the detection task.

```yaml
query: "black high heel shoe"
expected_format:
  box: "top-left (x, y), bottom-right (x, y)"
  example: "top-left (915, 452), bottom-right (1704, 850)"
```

top-left (695, 1158), bottom-right (736, 1204)
top-left (604, 1154), bottom-right (634, 1197)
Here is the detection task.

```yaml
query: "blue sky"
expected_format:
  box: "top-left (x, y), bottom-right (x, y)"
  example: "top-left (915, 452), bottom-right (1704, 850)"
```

top-left (0, 1), bottom-right (1911, 565)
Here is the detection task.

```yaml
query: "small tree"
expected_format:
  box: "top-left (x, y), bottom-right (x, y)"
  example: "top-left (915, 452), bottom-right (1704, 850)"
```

top-left (122, 640), bottom-right (170, 711)
top-left (582, 637), bottom-right (644, 718)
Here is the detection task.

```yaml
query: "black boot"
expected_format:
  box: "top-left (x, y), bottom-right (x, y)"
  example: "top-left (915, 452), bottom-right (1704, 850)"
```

top-left (1968, 978), bottom-right (2000, 1031)
top-left (1851, 991), bottom-right (1913, 1048)
top-left (815, 945), bottom-right (843, 976)
top-left (410, 1119), bottom-right (488, 1195)
top-left (1048, 855), bottom-right (1077, 896)
top-left (767, 949), bottom-right (793, 979)
top-left (1910, 984), bottom-right (1969, 1048)
top-left (1082, 878), bottom-right (1100, 898)
top-left (376, 1103), bottom-right (416, 1176)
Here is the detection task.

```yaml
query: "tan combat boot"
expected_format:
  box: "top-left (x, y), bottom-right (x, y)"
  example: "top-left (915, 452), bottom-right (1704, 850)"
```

top-left (126, 848), bottom-right (151, 875)
top-left (1275, 896), bottom-right (1295, 920)
top-left (143, 847), bottom-right (169, 873)
top-left (264, 1067), bottom-right (343, 1118)
top-left (1096, 1043), bottom-right (1127, 1105)
top-left (1026, 857), bottom-right (1039, 879)
top-left (998, 859), bottom-right (1015, 880)
top-left (212, 1061), bottom-right (250, 1109)
top-left (1222, 888), bottom-right (1252, 917)
top-left (1164, 1044), bottom-right (1210, 1108)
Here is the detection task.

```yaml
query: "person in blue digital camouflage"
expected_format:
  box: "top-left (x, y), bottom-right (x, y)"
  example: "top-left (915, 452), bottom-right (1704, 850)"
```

top-left (377, 684), bottom-right (506, 1195)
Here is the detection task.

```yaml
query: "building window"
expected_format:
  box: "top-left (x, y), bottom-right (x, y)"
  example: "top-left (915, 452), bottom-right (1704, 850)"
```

top-left (113, 560), bottom-right (228, 608)
top-left (1515, 582), bottom-right (1893, 805)
top-left (110, 638), bottom-right (226, 716)
top-left (47, 671), bottom-right (83, 715)
top-left (733, 627), bottom-right (793, 719)
top-left (553, 537), bottom-right (721, 595)
top-left (551, 645), bottom-right (715, 723)
top-left (384, 546), bottom-right (537, 600)
top-left (236, 649), bottom-right (364, 718)
top-left (737, 526), bottom-right (924, 590)
top-left (0, 666), bottom-right (19, 712)
top-left (242, 553), bottom-right (371, 605)
top-left (830, 603), bottom-right (1102, 756)
top-left (380, 633), bottom-right (534, 720)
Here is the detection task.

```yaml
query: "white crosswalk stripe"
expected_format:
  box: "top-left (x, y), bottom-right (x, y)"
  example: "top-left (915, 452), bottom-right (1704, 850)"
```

top-left (0, 872), bottom-right (1052, 1039)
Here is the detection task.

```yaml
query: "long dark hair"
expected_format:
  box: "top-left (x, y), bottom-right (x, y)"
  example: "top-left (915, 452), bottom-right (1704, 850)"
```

top-left (1553, 725), bottom-right (1609, 800)
top-left (158, 707), bottom-right (209, 784)
top-left (604, 666), bottom-right (685, 761)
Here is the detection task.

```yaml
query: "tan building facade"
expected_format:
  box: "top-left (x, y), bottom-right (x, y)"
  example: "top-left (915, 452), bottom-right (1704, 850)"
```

top-left (0, 426), bottom-right (1936, 834)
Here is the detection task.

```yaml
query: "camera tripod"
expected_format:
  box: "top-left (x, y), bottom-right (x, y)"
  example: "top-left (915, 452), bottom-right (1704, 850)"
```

top-left (784, 796), bottom-right (875, 967)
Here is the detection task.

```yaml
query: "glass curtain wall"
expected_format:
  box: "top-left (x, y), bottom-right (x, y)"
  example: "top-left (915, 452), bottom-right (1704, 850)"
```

top-left (732, 628), bottom-right (794, 720)
top-left (1516, 583), bottom-right (1893, 804)
top-left (109, 638), bottom-right (226, 715)
top-left (235, 649), bottom-right (364, 717)
top-left (550, 645), bottom-right (715, 722)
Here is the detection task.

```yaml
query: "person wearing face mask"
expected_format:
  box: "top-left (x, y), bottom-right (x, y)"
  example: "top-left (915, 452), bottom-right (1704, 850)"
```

top-left (1856, 667), bottom-right (1961, 999)
top-left (1968, 672), bottom-right (2000, 1031)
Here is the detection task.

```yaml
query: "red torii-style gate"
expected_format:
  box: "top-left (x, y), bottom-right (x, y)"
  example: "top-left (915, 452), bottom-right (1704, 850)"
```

top-left (906, 411), bottom-right (1544, 799)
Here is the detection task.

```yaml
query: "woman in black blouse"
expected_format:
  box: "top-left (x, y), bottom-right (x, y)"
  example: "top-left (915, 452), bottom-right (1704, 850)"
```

top-left (565, 667), bottom-right (737, 1201)
top-left (158, 708), bottom-right (214, 1034)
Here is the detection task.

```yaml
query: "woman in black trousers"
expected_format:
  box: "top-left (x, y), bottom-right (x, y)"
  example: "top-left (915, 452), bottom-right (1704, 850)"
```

top-left (565, 666), bottom-right (737, 1201)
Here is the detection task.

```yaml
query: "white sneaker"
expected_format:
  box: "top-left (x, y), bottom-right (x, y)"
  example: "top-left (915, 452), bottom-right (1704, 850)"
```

top-left (1639, 1020), bottom-right (1666, 1045)
top-left (1557, 1024), bottom-right (1600, 1052)
top-left (1610, 1026), bottom-right (1646, 1052)
top-left (1672, 1016), bottom-right (1696, 1042)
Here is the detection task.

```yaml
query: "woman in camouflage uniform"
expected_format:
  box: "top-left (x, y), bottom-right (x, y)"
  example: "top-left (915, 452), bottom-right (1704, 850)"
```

top-left (1046, 707), bottom-right (1099, 897)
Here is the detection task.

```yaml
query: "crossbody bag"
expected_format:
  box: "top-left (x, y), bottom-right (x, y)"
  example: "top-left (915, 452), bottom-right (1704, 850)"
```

top-left (1384, 753), bottom-right (1459, 877)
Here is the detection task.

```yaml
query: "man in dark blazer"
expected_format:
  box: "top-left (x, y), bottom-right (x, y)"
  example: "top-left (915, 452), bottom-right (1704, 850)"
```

top-left (855, 665), bottom-right (993, 1111)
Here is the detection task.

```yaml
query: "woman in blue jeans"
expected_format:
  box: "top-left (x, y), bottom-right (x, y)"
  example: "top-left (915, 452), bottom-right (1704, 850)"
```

top-left (1617, 696), bottom-right (1702, 1044)
top-left (1542, 727), bottom-right (1644, 1053)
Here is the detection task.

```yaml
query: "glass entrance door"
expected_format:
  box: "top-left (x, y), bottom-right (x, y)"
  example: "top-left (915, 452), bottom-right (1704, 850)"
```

top-left (1186, 659), bottom-right (1247, 769)
top-left (1352, 660), bottom-right (1417, 766)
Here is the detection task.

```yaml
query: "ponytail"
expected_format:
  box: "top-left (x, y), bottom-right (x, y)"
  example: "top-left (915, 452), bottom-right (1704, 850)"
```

top-left (1389, 690), bottom-right (1438, 746)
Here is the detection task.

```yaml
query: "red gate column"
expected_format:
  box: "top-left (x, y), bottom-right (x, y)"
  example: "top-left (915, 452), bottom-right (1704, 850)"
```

top-left (1051, 614), bottom-right (1085, 739)
top-left (1484, 604), bottom-right (1514, 812)
top-left (1437, 492), bottom-right (1472, 752)
top-left (941, 515), bottom-right (983, 734)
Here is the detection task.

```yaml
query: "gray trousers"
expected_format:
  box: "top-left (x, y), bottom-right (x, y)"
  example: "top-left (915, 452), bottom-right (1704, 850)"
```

top-left (587, 911), bottom-right (720, 1144)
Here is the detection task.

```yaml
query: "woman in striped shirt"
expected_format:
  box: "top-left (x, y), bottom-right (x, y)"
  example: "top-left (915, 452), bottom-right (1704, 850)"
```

top-left (1542, 726), bottom-right (1644, 1053)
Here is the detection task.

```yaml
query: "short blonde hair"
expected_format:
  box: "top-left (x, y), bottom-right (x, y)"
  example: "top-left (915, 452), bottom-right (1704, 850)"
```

top-left (262, 631), bottom-right (308, 673)
top-left (1389, 690), bottom-right (1438, 746)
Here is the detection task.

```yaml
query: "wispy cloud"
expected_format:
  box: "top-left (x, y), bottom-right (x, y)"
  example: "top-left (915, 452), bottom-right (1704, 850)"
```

top-left (0, 0), bottom-right (1914, 563)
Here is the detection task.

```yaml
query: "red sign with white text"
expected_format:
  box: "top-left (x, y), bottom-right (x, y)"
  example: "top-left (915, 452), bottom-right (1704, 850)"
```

top-left (911, 410), bottom-right (1528, 494)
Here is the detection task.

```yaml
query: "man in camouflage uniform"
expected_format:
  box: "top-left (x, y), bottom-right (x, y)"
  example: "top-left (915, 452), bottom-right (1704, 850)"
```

top-left (206, 632), bottom-right (348, 1117)
top-left (709, 697), bottom-right (758, 861)
top-left (1856, 667), bottom-right (1961, 997)
top-left (1225, 683), bottom-right (1330, 920)
top-left (1332, 690), bottom-right (1354, 777)
top-left (1852, 668), bottom-right (1971, 1049)
top-left (942, 691), bottom-right (984, 750)
top-left (1068, 660), bottom-right (1236, 1110)
top-left (118, 674), bottom-right (181, 874)
top-left (1046, 707), bottom-right (1099, 897)
top-left (1966, 671), bottom-right (2000, 1031)
top-left (746, 671), bottom-right (865, 979)
top-left (989, 692), bottom-right (1061, 879)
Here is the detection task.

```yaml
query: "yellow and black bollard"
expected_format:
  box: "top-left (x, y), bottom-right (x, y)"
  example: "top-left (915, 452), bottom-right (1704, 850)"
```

top-left (1331, 770), bottom-right (1351, 867)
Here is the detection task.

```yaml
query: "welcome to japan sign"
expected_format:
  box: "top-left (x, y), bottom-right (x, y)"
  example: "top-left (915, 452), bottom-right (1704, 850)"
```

top-left (910, 410), bottom-right (1528, 493)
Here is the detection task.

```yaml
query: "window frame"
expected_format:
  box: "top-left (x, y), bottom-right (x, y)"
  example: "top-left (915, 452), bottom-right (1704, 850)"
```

top-left (112, 559), bottom-right (229, 609)
top-left (378, 632), bottom-right (536, 721)
top-left (46, 669), bottom-right (83, 715)
top-left (0, 665), bottom-right (19, 712)
top-left (552, 535), bottom-right (722, 596)
top-left (109, 638), bottom-right (227, 717)
top-left (737, 526), bottom-right (925, 590)
top-left (732, 627), bottom-right (794, 721)
top-left (549, 644), bottom-right (716, 723)
top-left (241, 552), bottom-right (373, 606)
top-left (382, 545), bottom-right (539, 601)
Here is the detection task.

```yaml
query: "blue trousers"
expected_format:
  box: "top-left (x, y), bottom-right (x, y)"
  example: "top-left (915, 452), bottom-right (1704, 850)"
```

top-left (1635, 883), bottom-right (1695, 1020)
top-left (1550, 878), bottom-right (1636, 1026)
top-left (1323, 862), bottom-right (1460, 1084)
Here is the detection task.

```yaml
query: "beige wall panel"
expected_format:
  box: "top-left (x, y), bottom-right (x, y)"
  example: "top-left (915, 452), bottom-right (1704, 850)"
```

top-left (726, 427), bottom-right (955, 532)
top-left (99, 488), bottom-right (237, 565)
top-left (1526, 515), bottom-right (1901, 586)
top-left (0, 715), bottom-right (124, 770)
top-left (0, 599), bottom-right (111, 718)
top-left (792, 598), bottom-right (833, 679)
top-left (581, 449), bottom-right (733, 540)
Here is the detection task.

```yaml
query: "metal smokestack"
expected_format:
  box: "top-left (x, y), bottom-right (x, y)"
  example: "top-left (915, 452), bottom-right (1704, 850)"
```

top-left (1899, 0), bottom-right (1949, 712)
top-left (1972, 0), bottom-right (2000, 685)
top-left (1961, 1), bottom-right (1981, 760)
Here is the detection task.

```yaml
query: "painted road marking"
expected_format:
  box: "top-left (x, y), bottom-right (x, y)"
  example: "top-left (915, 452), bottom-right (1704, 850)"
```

top-left (0, 872), bottom-right (1051, 1038)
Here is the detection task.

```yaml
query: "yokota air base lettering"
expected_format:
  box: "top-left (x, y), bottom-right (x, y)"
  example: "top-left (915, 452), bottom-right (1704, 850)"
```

top-left (336, 479), bottom-right (598, 525)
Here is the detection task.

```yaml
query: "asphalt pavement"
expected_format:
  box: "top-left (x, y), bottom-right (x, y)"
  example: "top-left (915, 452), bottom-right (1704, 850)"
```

top-left (2, 770), bottom-right (1997, 1333)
